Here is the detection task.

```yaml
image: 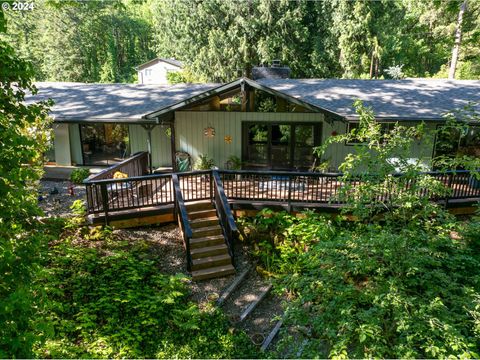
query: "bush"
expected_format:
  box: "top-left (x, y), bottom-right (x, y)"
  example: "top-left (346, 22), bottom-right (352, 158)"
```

top-left (241, 212), bottom-right (480, 358)
top-left (0, 21), bottom-right (52, 357)
top-left (34, 223), bottom-right (258, 359)
top-left (70, 168), bottom-right (90, 184)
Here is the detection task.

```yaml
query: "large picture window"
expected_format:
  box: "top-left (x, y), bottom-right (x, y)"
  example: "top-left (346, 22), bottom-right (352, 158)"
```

top-left (242, 122), bottom-right (321, 170)
top-left (79, 124), bottom-right (130, 166)
top-left (434, 125), bottom-right (480, 160)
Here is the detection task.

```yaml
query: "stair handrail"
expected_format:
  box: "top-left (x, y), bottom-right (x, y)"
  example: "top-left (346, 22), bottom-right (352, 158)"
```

top-left (212, 170), bottom-right (239, 265)
top-left (172, 173), bottom-right (193, 271)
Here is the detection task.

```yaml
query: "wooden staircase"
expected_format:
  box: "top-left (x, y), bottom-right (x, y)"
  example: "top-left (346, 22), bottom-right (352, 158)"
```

top-left (186, 201), bottom-right (235, 281)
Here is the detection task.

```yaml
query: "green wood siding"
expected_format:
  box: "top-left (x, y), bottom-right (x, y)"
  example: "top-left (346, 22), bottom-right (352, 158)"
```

top-left (174, 111), bottom-right (324, 169)
top-left (129, 124), bottom-right (172, 167)
top-left (53, 123), bottom-right (72, 166)
top-left (173, 112), bottom-right (436, 170)
top-left (69, 124), bottom-right (83, 165)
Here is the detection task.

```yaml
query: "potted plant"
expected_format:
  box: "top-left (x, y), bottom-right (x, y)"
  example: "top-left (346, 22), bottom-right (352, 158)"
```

top-left (195, 154), bottom-right (215, 170)
top-left (194, 154), bottom-right (215, 181)
top-left (226, 155), bottom-right (243, 180)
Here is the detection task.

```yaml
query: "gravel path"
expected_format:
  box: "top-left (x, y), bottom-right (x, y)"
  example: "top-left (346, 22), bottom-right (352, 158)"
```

top-left (39, 180), bottom-right (86, 217)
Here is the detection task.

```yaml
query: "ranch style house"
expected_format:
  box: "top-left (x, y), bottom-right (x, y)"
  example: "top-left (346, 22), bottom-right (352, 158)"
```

top-left (28, 77), bottom-right (480, 280)
top-left (30, 77), bottom-right (480, 173)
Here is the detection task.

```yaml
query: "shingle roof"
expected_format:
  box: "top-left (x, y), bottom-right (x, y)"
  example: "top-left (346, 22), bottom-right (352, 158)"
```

top-left (29, 82), bottom-right (219, 123)
top-left (257, 78), bottom-right (480, 121)
top-left (29, 78), bottom-right (480, 123)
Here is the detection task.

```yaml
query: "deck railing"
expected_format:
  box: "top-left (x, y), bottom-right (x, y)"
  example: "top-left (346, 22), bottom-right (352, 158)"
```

top-left (219, 170), bottom-right (344, 206)
top-left (177, 170), bottom-right (212, 202)
top-left (213, 170), bottom-right (238, 265)
top-left (87, 151), bottom-right (149, 181)
top-left (84, 165), bottom-right (480, 218)
top-left (172, 173), bottom-right (193, 271)
top-left (84, 173), bottom-right (173, 215)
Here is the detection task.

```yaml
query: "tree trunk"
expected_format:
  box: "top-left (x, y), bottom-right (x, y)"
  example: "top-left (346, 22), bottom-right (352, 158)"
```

top-left (369, 51), bottom-right (374, 79)
top-left (448, 0), bottom-right (468, 79)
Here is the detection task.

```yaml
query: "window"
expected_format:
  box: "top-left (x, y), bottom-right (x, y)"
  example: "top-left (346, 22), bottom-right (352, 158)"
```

top-left (145, 69), bottom-right (152, 77)
top-left (79, 124), bottom-right (130, 166)
top-left (242, 122), bottom-right (320, 170)
top-left (434, 125), bottom-right (480, 159)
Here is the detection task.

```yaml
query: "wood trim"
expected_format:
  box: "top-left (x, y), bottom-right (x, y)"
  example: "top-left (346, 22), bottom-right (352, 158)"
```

top-left (241, 121), bottom-right (322, 170)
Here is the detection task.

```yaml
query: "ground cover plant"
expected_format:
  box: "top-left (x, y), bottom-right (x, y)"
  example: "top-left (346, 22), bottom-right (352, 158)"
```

top-left (241, 210), bottom-right (480, 358)
top-left (33, 203), bottom-right (258, 359)
top-left (239, 102), bottom-right (480, 358)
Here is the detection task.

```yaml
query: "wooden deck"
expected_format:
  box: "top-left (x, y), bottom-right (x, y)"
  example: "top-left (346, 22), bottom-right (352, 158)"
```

top-left (85, 167), bottom-right (480, 223)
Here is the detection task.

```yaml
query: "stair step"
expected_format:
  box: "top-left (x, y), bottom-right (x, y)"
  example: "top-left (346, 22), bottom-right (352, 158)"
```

top-left (190, 235), bottom-right (225, 249)
top-left (188, 209), bottom-right (218, 220)
top-left (186, 201), bottom-right (214, 212)
top-left (192, 253), bottom-right (232, 271)
top-left (191, 243), bottom-right (229, 259)
top-left (192, 225), bottom-right (222, 238)
top-left (216, 267), bottom-right (250, 307)
top-left (190, 216), bottom-right (219, 228)
top-left (239, 284), bottom-right (273, 322)
top-left (192, 264), bottom-right (235, 281)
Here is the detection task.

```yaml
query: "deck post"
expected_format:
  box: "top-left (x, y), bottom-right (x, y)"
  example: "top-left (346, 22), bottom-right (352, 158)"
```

top-left (287, 174), bottom-right (292, 212)
top-left (141, 124), bottom-right (156, 174)
top-left (445, 172), bottom-right (454, 209)
top-left (170, 122), bottom-right (177, 172)
top-left (100, 183), bottom-right (109, 226)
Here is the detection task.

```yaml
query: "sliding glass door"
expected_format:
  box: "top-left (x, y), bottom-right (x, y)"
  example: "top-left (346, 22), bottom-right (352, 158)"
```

top-left (243, 122), bottom-right (320, 170)
top-left (79, 123), bottom-right (130, 166)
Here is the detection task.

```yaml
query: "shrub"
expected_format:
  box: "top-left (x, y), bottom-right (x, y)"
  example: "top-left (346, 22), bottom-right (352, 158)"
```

top-left (70, 168), bottom-right (90, 184)
top-left (241, 212), bottom-right (480, 358)
top-left (0, 25), bottom-right (52, 357)
top-left (34, 223), bottom-right (258, 359)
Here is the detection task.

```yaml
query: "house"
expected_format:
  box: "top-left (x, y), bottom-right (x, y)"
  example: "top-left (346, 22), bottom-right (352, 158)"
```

top-left (30, 78), bottom-right (480, 172)
top-left (135, 58), bottom-right (183, 85)
top-left (30, 77), bottom-right (480, 280)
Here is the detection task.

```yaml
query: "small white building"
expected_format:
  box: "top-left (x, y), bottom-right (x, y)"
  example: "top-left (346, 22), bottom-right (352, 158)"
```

top-left (136, 58), bottom-right (183, 85)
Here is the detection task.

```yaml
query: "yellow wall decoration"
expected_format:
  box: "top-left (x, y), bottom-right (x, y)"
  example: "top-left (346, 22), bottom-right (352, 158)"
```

top-left (224, 135), bottom-right (232, 144)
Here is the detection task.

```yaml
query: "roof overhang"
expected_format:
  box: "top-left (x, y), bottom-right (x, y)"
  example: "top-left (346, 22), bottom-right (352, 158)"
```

top-left (135, 58), bottom-right (183, 71)
top-left (142, 78), bottom-right (345, 124)
top-left (344, 117), bottom-right (448, 123)
top-left (53, 117), bottom-right (160, 125)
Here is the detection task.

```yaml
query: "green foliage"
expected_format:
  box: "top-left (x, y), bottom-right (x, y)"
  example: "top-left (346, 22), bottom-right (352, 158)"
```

top-left (195, 154), bottom-right (215, 170)
top-left (69, 168), bottom-right (90, 184)
top-left (35, 222), bottom-right (257, 358)
top-left (241, 211), bottom-right (480, 358)
top-left (3, 0), bottom-right (480, 81)
top-left (2, 0), bottom-right (155, 82)
top-left (238, 103), bottom-right (480, 359)
top-left (227, 155), bottom-right (243, 170)
top-left (384, 64), bottom-right (405, 79)
top-left (166, 69), bottom-right (202, 84)
top-left (0, 13), bottom-right (53, 357)
top-left (315, 100), bottom-right (446, 223)
top-left (432, 104), bottom-right (480, 172)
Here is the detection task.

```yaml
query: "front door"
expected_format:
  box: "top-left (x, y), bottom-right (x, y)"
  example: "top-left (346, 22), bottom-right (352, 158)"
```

top-left (242, 122), bottom-right (320, 170)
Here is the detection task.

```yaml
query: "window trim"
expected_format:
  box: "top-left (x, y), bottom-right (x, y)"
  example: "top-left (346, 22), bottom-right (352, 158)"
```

top-left (242, 121), bottom-right (322, 170)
